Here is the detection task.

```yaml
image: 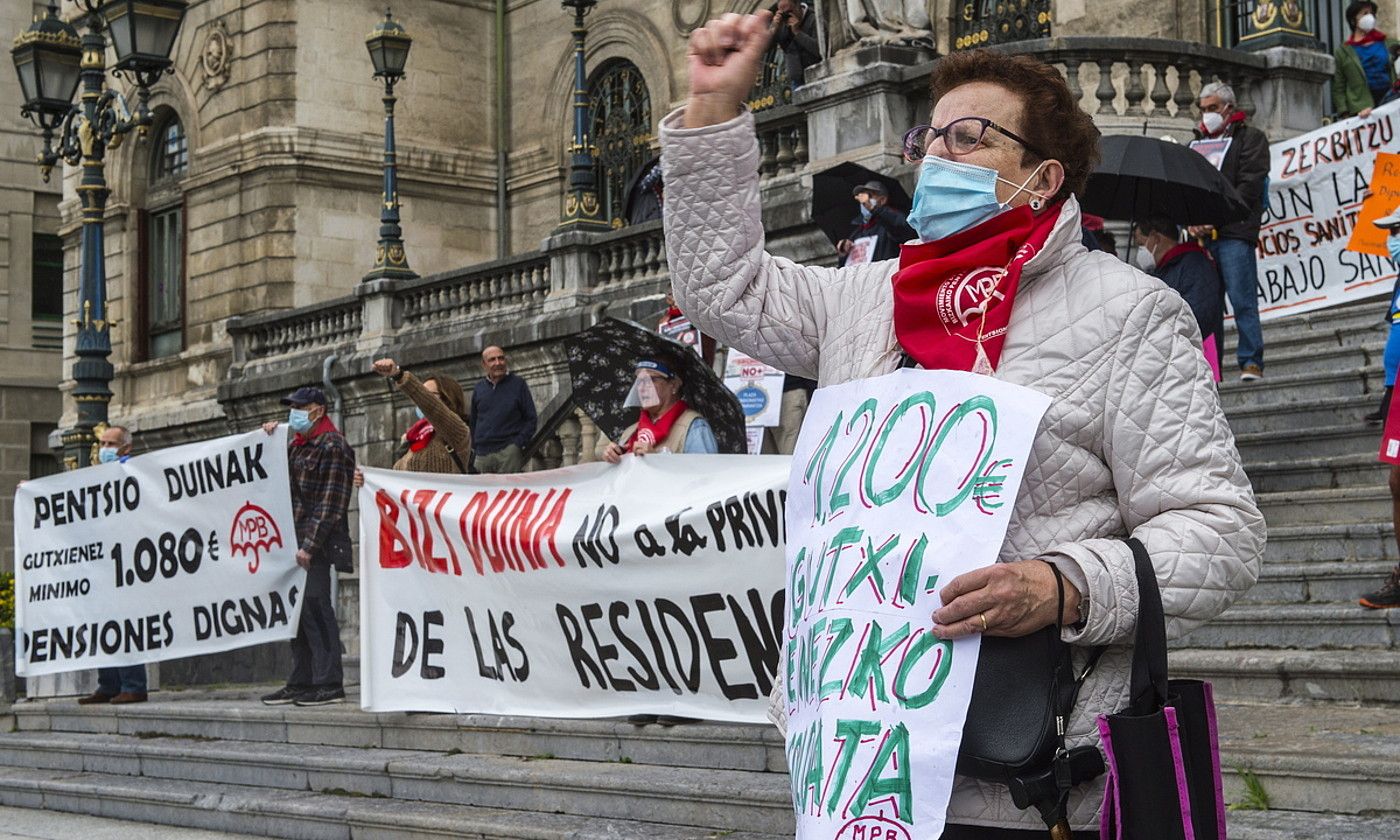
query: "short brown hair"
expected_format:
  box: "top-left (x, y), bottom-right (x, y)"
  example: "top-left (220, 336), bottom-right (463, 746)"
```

top-left (929, 50), bottom-right (1100, 203)
top-left (421, 372), bottom-right (468, 419)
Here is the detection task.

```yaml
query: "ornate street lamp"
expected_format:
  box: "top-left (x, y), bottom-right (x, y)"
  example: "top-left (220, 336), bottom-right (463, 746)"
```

top-left (363, 8), bottom-right (418, 282)
top-left (10, 0), bottom-right (187, 469)
top-left (556, 0), bottom-right (609, 232)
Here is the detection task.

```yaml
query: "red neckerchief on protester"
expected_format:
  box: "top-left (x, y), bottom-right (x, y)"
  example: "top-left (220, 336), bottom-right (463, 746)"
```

top-left (404, 418), bottom-right (435, 452)
top-left (291, 414), bottom-right (338, 447)
top-left (891, 203), bottom-right (1060, 373)
top-left (665, 305), bottom-right (683, 319)
top-left (1199, 108), bottom-right (1247, 138)
top-left (627, 399), bottom-right (689, 452)
top-left (1158, 241), bottom-right (1209, 269)
top-left (1348, 29), bottom-right (1387, 46)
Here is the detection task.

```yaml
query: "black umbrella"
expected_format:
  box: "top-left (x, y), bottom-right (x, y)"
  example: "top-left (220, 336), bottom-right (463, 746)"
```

top-left (565, 318), bottom-right (747, 454)
top-left (1082, 135), bottom-right (1250, 227)
top-left (810, 161), bottom-right (912, 246)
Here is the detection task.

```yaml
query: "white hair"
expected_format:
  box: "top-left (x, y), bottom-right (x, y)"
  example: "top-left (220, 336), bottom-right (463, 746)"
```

top-left (1198, 82), bottom-right (1236, 107)
top-left (108, 424), bottom-right (133, 447)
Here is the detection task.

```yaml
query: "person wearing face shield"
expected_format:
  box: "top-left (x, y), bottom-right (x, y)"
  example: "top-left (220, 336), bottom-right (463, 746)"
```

top-left (596, 356), bottom-right (719, 463)
top-left (663, 15), bottom-right (1263, 835)
top-left (258, 386), bottom-right (355, 707)
top-left (1334, 2), bottom-right (1399, 119)
top-left (1131, 218), bottom-right (1225, 382)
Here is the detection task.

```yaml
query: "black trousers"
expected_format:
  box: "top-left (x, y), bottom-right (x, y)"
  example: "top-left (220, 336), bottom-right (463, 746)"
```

top-left (287, 562), bottom-right (343, 689)
top-left (941, 827), bottom-right (1097, 839)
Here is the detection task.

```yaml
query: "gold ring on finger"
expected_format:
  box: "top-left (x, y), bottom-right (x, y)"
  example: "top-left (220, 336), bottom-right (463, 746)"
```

top-left (979, 613), bottom-right (988, 632)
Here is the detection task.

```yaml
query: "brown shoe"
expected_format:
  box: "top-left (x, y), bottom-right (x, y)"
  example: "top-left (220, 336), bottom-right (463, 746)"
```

top-left (109, 692), bottom-right (148, 704)
top-left (77, 692), bottom-right (115, 705)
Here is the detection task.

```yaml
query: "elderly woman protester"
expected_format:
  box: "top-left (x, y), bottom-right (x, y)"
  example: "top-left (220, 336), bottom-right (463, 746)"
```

top-left (597, 354), bottom-right (718, 463)
top-left (354, 359), bottom-right (473, 486)
top-left (662, 12), bottom-right (1265, 838)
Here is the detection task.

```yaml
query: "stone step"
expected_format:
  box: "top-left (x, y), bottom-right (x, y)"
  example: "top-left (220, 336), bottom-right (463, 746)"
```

top-left (1216, 364), bottom-right (1381, 411)
top-left (1216, 701), bottom-right (1400, 817)
top-left (1225, 300), bottom-right (1386, 351)
top-left (1171, 648), bottom-right (1400, 704)
top-left (1175, 603), bottom-right (1400, 650)
top-left (1228, 810), bottom-right (1400, 840)
top-left (1234, 421), bottom-right (1381, 463)
top-left (1254, 486), bottom-right (1392, 526)
top-left (1242, 560), bottom-right (1396, 604)
top-left (0, 731), bottom-right (793, 835)
top-left (1224, 394), bottom-right (1367, 436)
top-left (0, 765), bottom-right (786, 840)
top-left (1246, 453), bottom-right (1391, 494)
top-left (12, 692), bottom-right (784, 774)
top-left (1241, 339), bottom-right (1383, 379)
top-left (1262, 523), bottom-right (1397, 564)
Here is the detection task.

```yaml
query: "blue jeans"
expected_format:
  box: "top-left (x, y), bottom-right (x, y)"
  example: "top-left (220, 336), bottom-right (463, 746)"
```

top-left (1385, 321), bottom-right (1400, 387)
top-left (96, 664), bottom-right (146, 695)
top-left (1208, 238), bottom-right (1264, 370)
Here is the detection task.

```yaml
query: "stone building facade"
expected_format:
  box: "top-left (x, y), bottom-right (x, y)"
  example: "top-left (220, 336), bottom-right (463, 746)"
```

top-left (4, 0), bottom-right (1346, 671)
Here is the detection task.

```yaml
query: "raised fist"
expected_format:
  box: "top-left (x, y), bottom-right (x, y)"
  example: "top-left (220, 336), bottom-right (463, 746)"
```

top-left (685, 12), bottom-right (772, 129)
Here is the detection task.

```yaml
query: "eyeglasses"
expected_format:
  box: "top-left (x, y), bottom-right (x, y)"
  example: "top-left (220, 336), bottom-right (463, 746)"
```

top-left (902, 117), bottom-right (1045, 162)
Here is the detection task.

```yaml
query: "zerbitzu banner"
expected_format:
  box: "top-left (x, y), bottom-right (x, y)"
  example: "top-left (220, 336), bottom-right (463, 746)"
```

top-left (784, 369), bottom-right (1051, 840)
top-left (14, 429), bottom-right (302, 677)
top-left (358, 455), bottom-right (790, 720)
top-left (1254, 99), bottom-right (1400, 321)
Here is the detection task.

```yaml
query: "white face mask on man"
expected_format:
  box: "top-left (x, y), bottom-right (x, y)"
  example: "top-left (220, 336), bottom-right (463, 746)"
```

top-left (1133, 246), bottom-right (1157, 272)
top-left (1200, 111), bottom-right (1226, 135)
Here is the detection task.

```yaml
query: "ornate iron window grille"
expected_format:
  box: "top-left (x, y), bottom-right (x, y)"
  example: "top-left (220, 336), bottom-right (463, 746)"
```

top-left (746, 45), bottom-right (790, 113)
top-left (952, 0), bottom-right (1052, 51)
top-left (588, 60), bottom-right (652, 229)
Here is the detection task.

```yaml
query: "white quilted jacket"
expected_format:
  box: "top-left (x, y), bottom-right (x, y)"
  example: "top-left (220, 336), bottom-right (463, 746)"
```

top-left (660, 109), bottom-right (1266, 831)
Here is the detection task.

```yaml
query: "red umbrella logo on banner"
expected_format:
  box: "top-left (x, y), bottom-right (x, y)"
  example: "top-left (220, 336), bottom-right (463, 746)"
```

top-left (229, 502), bottom-right (284, 574)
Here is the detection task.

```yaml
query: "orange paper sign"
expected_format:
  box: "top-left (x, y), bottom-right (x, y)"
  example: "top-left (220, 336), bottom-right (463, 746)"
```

top-left (1348, 152), bottom-right (1400, 257)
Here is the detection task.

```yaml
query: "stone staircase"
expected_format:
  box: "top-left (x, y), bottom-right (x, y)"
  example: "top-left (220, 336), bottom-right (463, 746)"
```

top-left (0, 301), bottom-right (1397, 839)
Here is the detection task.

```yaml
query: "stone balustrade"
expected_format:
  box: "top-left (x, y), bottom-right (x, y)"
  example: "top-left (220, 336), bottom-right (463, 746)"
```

top-left (755, 104), bottom-right (810, 179)
top-left (592, 220), bottom-right (665, 289)
top-left (228, 296), bottom-right (362, 364)
top-left (399, 253), bottom-right (551, 329)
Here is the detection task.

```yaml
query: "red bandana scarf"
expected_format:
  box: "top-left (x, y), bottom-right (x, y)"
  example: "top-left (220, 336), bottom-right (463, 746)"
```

top-left (627, 400), bottom-right (690, 452)
top-left (404, 418), bottom-right (435, 452)
top-left (1348, 29), bottom-right (1387, 46)
top-left (291, 415), bottom-right (338, 447)
top-left (891, 203), bottom-right (1060, 373)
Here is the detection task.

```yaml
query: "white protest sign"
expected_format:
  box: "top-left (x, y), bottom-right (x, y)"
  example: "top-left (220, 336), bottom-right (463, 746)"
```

top-left (725, 348), bottom-right (786, 428)
top-left (784, 369), bottom-right (1050, 840)
top-left (1254, 99), bottom-right (1400, 321)
top-left (14, 429), bottom-right (302, 677)
top-left (359, 455), bottom-right (789, 721)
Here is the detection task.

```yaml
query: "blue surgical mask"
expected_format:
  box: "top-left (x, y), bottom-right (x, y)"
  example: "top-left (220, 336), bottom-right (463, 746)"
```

top-left (859, 205), bottom-right (872, 221)
top-left (1388, 233), bottom-right (1400, 264)
top-left (98, 447), bottom-right (120, 464)
top-left (287, 408), bottom-right (313, 432)
top-left (906, 155), bottom-right (1047, 242)
top-left (414, 407), bottom-right (425, 420)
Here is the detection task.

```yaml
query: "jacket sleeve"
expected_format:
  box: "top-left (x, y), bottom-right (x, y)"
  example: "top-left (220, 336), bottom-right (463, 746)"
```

top-left (1042, 289), bottom-right (1265, 645)
top-left (659, 108), bottom-right (887, 379)
top-left (1232, 126), bottom-right (1271, 212)
top-left (793, 12), bottom-right (821, 62)
top-left (397, 371), bottom-right (472, 456)
top-left (873, 205), bottom-right (917, 245)
top-left (1332, 47), bottom-right (1347, 115)
top-left (301, 438), bottom-right (356, 557)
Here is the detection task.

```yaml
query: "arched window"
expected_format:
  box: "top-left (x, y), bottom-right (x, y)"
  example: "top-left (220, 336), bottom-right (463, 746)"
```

top-left (952, 1), bottom-right (1052, 50)
top-left (141, 114), bottom-right (187, 360)
top-left (588, 61), bottom-right (652, 229)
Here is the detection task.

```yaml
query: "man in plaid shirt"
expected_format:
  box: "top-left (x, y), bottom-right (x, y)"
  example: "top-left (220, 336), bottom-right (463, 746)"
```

top-left (260, 386), bottom-right (356, 707)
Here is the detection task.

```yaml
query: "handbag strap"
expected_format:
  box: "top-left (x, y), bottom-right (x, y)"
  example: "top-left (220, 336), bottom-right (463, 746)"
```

top-left (1125, 536), bottom-right (1169, 715)
top-left (445, 444), bottom-right (469, 475)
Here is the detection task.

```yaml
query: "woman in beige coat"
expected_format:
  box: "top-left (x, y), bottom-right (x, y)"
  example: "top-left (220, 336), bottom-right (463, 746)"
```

top-left (665, 12), bottom-right (1265, 837)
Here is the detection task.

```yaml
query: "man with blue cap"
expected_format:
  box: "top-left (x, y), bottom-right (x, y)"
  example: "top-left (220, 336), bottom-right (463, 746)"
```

top-left (259, 386), bottom-right (355, 706)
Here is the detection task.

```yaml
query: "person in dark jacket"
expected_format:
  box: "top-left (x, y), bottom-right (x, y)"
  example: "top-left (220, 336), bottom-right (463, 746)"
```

top-left (769, 0), bottom-right (820, 89)
top-left (1134, 217), bottom-right (1225, 380)
top-left (1188, 81), bottom-right (1270, 381)
top-left (471, 345), bottom-right (538, 473)
top-left (836, 180), bottom-right (916, 266)
top-left (1334, 2), bottom-right (1400, 118)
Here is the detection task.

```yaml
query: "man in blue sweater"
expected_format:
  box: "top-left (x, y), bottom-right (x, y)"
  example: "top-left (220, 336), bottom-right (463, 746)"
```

top-left (470, 346), bottom-right (537, 473)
